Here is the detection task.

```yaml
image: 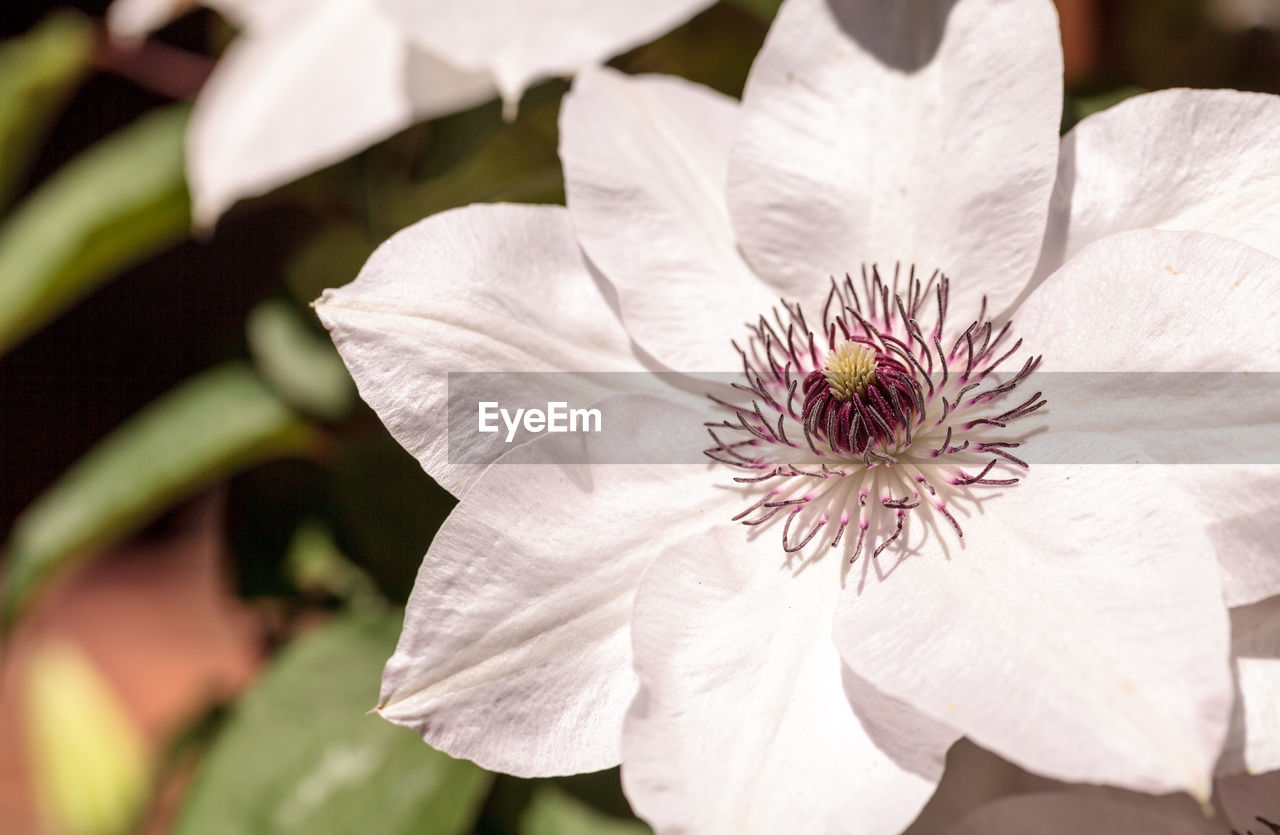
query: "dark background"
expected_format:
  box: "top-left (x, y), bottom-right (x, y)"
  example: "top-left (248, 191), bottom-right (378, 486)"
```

top-left (0, 0), bottom-right (309, 535)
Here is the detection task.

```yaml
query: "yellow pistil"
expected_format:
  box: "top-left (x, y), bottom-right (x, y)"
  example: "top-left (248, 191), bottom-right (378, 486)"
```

top-left (822, 341), bottom-right (877, 401)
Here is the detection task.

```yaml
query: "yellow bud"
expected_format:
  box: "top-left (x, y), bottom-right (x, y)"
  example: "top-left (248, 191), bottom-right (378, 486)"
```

top-left (24, 642), bottom-right (151, 835)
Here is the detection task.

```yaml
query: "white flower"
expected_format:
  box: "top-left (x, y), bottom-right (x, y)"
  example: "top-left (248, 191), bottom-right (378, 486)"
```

top-left (315, 0), bottom-right (1280, 831)
top-left (106, 0), bottom-right (716, 226)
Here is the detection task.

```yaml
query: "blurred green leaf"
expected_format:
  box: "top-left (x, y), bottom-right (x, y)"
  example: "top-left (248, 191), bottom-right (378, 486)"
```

top-left (1, 363), bottom-right (315, 628)
top-left (520, 786), bottom-right (651, 835)
top-left (1062, 86), bottom-right (1146, 133)
top-left (381, 96), bottom-right (563, 230)
top-left (176, 611), bottom-right (491, 835)
top-left (617, 3), bottom-right (765, 99)
top-left (0, 104), bottom-right (190, 356)
top-left (248, 299), bottom-right (356, 421)
top-left (286, 519), bottom-right (382, 608)
top-left (411, 80), bottom-right (565, 183)
top-left (0, 11), bottom-right (94, 209)
top-left (723, 0), bottom-right (783, 24)
top-left (284, 223), bottom-right (377, 305)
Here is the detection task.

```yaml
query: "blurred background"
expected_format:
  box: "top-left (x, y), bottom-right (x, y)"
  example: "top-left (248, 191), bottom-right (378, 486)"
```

top-left (0, 0), bottom-right (1277, 833)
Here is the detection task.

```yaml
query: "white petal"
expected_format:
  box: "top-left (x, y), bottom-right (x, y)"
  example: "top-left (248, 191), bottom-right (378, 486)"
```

top-left (210, 0), bottom-right (323, 32)
top-left (404, 47), bottom-right (496, 122)
top-left (315, 204), bottom-right (644, 498)
top-left (1020, 231), bottom-right (1280, 372)
top-left (378, 0), bottom-right (715, 109)
top-left (833, 465), bottom-right (1233, 798)
top-left (378, 395), bottom-right (728, 776)
top-left (1182, 468), bottom-right (1280, 607)
top-left (1034, 89), bottom-right (1280, 282)
top-left (1219, 769), bottom-right (1280, 834)
top-left (727, 0), bottom-right (1063, 314)
top-left (948, 793), bottom-right (1220, 835)
top-left (1222, 596), bottom-right (1280, 776)
top-left (187, 0), bottom-right (491, 226)
top-left (1017, 230), bottom-right (1280, 605)
top-left (561, 68), bottom-right (776, 371)
top-left (106, 0), bottom-right (192, 41)
top-left (105, 0), bottom-right (338, 43)
top-left (188, 0), bottom-right (404, 225)
top-left (623, 527), bottom-right (958, 835)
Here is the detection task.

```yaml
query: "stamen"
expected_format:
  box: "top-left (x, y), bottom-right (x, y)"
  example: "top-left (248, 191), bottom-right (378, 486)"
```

top-left (872, 511), bottom-right (906, 559)
top-left (783, 511), bottom-right (827, 553)
top-left (829, 514), bottom-right (851, 548)
top-left (704, 263), bottom-right (1040, 559)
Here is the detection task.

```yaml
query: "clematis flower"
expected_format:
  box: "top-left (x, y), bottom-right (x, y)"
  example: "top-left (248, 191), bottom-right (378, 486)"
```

top-left (316, 0), bottom-right (1280, 831)
top-left (105, 0), bottom-right (716, 226)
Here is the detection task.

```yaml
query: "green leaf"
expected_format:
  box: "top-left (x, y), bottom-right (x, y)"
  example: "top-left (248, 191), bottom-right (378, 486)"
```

top-left (723, 0), bottom-right (783, 24)
top-left (248, 299), bottom-right (356, 421)
top-left (1, 363), bottom-right (315, 628)
top-left (0, 11), bottom-right (94, 209)
top-left (283, 223), bottom-right (378, 306)
top-left (285, 520), bottom-right (383, 608)
top-left (615, 3), bottom-right (765, 99)
top-left (176, 612), bottom-right (492, 835)
top-left (520, 786), bottom-right (651, 835)
top-left (0, 104), bottom-right (191, 356)
top-left (380, 95), bottom-right (564, 230)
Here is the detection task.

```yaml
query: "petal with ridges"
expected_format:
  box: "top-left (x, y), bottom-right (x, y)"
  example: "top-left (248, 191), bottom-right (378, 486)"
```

top-left (1034, 89), bottom-right (1280, 283)
top-left (623, 526), bottom-right (958, 835)
top-left (561, 68), bottom-right (777, 371)
top-left (315, 204), bottom-right (644, 499)
top-left (1020, 232), bottom-right (1280, 372)
top-left (834, 465), bottom-right (1232, 798)
top-left (379, 395), bottom-right (729, 777)
top-left (727, 0), bottom-right (1062, 315)
top-left (1017, 230), bottom-right (1280, 605)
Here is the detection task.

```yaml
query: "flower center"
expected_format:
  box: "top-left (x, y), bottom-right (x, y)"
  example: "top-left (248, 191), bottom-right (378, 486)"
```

top-left (820, 341), bottom-right (877, 400)
top-left (803, 337), bottom-right (919, 455)
top-left (705, 265), bottom-right (1043, 562)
